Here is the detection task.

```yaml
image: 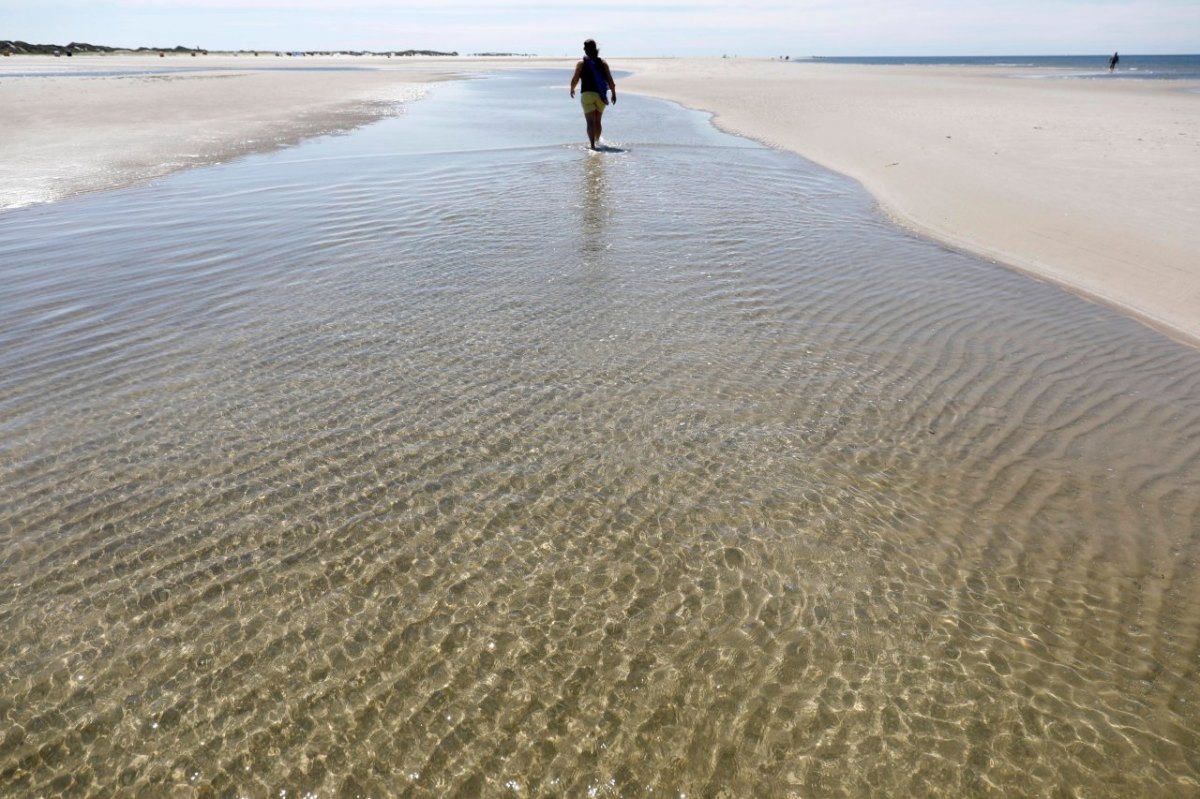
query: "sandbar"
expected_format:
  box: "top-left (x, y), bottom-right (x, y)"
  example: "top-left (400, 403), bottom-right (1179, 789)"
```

top-left (4, 54), bottom-right (1198, 345)
top-left (0, 54), bottom-right (567, 209)
top-left (621, 58), bottom-right (1200, 346)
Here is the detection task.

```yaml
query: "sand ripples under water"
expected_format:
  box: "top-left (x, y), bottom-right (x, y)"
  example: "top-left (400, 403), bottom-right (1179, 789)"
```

top-left (2, 70), bottom-right (1199, 796)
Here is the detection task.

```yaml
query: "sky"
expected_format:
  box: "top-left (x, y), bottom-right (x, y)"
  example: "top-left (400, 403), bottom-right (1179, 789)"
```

top-left (3, 0), bottom-right (1198, 57)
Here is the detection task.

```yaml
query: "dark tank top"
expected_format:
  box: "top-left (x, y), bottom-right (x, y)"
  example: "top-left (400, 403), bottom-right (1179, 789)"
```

top-left (580, 57), bottom-right (608, 94)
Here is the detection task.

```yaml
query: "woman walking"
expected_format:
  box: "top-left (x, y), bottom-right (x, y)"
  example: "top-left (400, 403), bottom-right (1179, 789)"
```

top-left (569, 39), bottom-right (617, 149)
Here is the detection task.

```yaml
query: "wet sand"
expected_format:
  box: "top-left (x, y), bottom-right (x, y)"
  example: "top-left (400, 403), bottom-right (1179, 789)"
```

top-left (3, 54), bottom-right (1198, 343)
top-left (620, 58), bottom-right (1200, 345)
top-left (0, 54), bottom-right (569, 208)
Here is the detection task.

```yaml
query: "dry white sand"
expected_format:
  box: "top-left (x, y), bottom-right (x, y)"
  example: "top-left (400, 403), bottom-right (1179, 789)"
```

top-left (4, 54), bottom-right (1198, 344)
top-left (621, 58), bottom-right (1200, 345)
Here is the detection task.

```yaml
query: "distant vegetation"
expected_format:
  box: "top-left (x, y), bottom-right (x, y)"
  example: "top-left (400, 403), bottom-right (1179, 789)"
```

top-left (0, 41), bottom-right (205, 55)
top-left (0, 40), bottom-right (462, 57)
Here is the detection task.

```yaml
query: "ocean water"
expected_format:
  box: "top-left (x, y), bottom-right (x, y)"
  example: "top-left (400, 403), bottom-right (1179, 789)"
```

top-left (2, 69), bottom-right (1199, 797)
top-left (802, 53), bottom-right (1200, 80)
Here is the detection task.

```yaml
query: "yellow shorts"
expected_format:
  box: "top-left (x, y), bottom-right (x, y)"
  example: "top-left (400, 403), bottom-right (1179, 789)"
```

top-left (580, 91), bottom-right (607, 113)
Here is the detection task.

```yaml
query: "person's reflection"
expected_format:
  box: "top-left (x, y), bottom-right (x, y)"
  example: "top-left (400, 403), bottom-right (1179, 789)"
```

top-left (580, 153), bottom-right (610, 263)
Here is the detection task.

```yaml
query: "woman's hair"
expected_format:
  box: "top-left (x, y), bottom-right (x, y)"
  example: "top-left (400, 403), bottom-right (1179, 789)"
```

top-left (583, 39), bottom-right (599, 57)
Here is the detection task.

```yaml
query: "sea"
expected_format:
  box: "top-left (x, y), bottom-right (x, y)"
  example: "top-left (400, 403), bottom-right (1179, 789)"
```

top-left (801, 53), bottom-right (1200, 80)
top-left (2, 69), bottom-right (1199, 797)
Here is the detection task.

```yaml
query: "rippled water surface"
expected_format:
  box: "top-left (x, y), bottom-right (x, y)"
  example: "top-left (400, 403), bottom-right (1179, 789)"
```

top-left (2, 70), bottom-right (1199, 797)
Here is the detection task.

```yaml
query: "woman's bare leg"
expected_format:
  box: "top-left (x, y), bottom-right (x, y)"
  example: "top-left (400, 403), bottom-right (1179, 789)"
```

top-left (586, 110), bottom-right (603, 149)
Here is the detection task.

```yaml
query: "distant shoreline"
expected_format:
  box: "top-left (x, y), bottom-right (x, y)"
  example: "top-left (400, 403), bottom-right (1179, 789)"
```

top-left (0, 40), bottom-right (537, 58)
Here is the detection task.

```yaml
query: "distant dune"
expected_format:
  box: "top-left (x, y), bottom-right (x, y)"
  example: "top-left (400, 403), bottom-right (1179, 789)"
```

top-left (0, 40), bottom-right (204, 55)
top-left (0, 40), bottom-right (459, 57)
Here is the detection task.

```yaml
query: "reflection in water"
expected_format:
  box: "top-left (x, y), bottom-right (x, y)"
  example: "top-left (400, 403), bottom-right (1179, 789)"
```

top-left (1, 71), bottom-right (1199, 797)
top-left (580, 151), bottom-right (610, 262)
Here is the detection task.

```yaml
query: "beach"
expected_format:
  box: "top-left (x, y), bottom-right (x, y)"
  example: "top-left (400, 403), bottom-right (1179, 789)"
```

top-left (620, 58), bottom-right (1200, 345)
top-left (4, 54), bottom-right (1198, 342)
top-left (0, 55), bottom-right (568, 208)
top-left (4, 54), bottom-right (1195, 340)
top-left (4, 60), bottom-right (1200, 796)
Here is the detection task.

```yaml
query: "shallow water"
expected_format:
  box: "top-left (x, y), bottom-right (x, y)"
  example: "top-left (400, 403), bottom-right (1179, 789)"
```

top-left (2, 70), bottom-right (1199, 797)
